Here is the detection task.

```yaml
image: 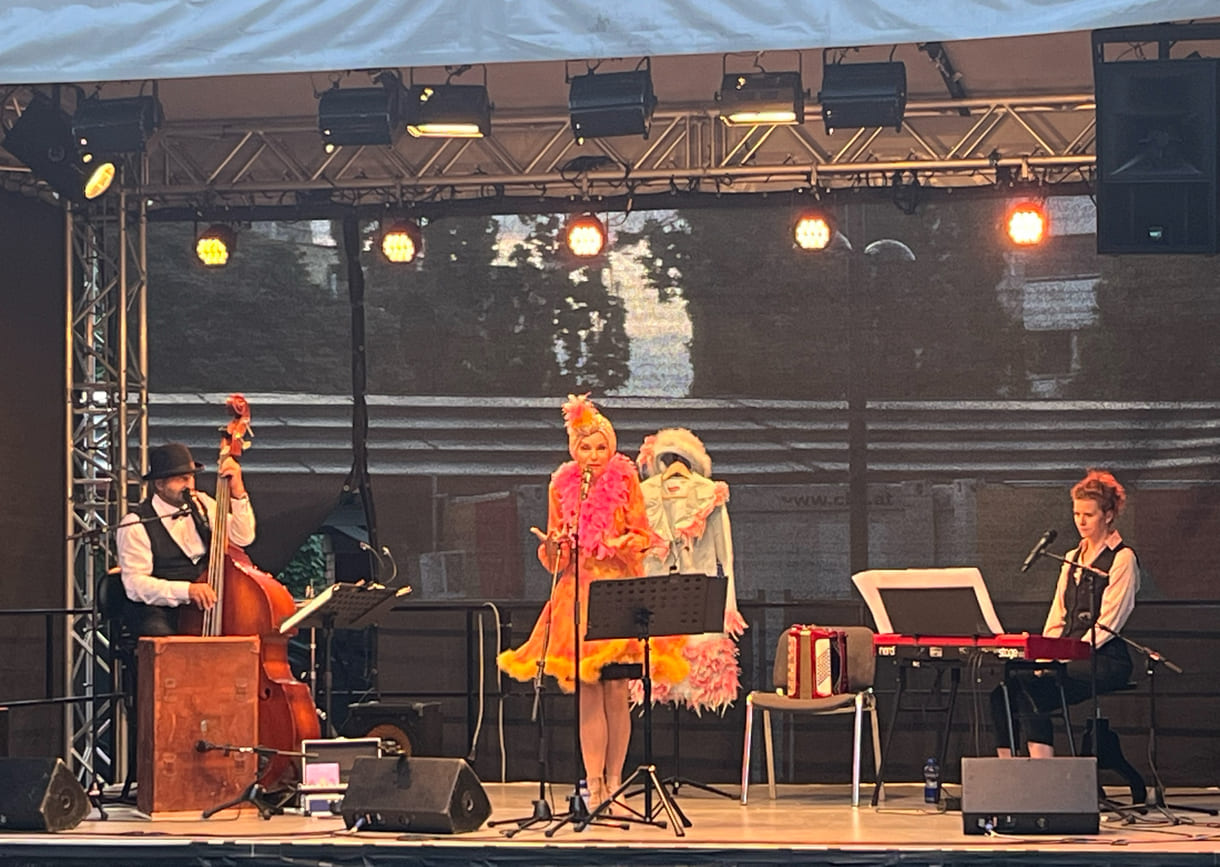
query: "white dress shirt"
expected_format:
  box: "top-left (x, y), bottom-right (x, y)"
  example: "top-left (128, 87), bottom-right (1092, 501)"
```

top-left (116, 491), bottom-right (256, 606)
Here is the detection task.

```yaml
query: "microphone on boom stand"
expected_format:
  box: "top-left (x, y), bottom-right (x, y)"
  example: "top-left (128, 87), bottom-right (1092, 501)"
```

top-left (1019, 528), bottom-right (1057, 572)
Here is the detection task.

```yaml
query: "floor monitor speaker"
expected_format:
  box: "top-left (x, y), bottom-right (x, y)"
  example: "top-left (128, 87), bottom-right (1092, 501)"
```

top-left (340, 756), bottom-right (491, 834)
top-left (962, 756), bottom-right (1099, 835)
top-left (0, 758), bottom-right (90, 832)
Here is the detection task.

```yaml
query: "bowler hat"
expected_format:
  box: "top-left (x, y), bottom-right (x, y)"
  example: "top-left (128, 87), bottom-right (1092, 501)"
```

top-left (143, 443), bottom-right (204, 480)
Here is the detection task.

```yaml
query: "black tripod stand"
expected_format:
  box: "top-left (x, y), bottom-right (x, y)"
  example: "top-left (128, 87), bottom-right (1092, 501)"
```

top-left (576, 572), bottom-right (727, 837)
top-left (198, 741), bottom-right (311, 820)
top-left (1092, 622), bottom-right (1217, 823)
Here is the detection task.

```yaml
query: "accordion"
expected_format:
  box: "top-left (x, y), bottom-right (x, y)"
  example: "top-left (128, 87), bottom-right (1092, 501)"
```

top-left (785, 626), bottom-right (849, 698)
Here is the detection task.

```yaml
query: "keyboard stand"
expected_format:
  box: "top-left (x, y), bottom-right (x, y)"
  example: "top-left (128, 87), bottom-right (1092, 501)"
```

top-left (871, 657), bottom-right (961, 807)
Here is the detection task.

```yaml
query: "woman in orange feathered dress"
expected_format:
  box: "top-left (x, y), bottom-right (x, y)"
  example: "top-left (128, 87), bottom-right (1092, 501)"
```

top-left (497, 395), bottom-right (687, 807)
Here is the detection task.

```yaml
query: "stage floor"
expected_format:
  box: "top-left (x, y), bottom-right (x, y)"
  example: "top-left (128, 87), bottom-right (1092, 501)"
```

top-left (3, 782), bottom-right (1220, 866)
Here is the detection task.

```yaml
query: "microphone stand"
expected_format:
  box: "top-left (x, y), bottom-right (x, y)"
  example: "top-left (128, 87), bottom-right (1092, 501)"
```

top-left (68, 504), bottom-right (193, 541)
top-left (197, 741), bottom-right (312, 820)
top-left (1091, 622), bottom-right (1217, 823)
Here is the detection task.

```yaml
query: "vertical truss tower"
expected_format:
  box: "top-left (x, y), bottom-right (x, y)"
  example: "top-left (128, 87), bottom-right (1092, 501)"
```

top-left (64, 188), bottom-right (148, 782)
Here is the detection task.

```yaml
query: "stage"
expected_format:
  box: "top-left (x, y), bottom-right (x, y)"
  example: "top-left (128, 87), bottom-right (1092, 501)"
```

top-left (2, 782), bottom-right (1219, 866)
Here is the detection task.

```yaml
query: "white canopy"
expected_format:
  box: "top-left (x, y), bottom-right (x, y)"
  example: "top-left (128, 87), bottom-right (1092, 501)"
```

top-left (1, 0), bottom-right (1216, 84)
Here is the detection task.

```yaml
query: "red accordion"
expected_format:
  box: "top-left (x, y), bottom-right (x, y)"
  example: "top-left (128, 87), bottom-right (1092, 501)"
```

top-left (785, 625), bottom-right (849, 698)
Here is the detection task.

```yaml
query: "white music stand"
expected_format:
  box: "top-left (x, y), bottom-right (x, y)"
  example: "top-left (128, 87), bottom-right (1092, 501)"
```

top-left (851, 567), bottom-right (1004, 636)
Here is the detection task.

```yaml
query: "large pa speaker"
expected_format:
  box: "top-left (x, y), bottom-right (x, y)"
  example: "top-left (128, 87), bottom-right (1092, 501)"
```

top-left (340, 700), bottom-right (443, 756)
top-left (1095, 59), bottom-right (1220, 254)
top-left (340, 756), bottom-right (491, 834)
top-left (0, 758), bottom-right (91, 832)
top-left (962, 757), bottom-right (1099, 835)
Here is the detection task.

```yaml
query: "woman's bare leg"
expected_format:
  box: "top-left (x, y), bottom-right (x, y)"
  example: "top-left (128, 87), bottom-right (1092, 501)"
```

top-left (602, 678), bottom-right (631, 791)
top-left (579, 680), bottom-right (608, 800)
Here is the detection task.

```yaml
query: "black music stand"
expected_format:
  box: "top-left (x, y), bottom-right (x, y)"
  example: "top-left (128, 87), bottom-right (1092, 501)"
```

top-left (279, 583), bottom-right (410, 736)
top-left (575, 572), bottom-right (726, 837)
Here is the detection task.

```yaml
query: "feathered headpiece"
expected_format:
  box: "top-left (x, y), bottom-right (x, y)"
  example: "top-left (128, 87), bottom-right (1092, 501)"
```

top-left (637, 427), bottom-right (713, 479)
top-left (562, 393), bottom-right (617, 458)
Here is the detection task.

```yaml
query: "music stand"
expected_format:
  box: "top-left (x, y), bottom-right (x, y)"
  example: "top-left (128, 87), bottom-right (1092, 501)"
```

top-left (279, 583), bottom-right (411, 735)
top-left (575, 573), bottom-right (726, 837)
top-left (852, 567), bottom-right (1004, 637)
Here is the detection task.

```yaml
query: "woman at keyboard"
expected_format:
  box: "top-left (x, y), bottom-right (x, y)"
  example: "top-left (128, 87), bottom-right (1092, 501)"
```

top-left (991, 468), bottom-right (1140, 757)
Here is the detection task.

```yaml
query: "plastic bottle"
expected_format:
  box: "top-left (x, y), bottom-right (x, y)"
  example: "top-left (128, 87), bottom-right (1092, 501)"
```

top-left (922, 757), bottom-right (940, 804)
top-left (578, 778), bottom-right (591, 812)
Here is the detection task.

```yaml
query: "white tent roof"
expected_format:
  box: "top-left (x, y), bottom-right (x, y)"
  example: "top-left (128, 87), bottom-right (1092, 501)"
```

top-left (1, 0), bottom-right (1217, 83)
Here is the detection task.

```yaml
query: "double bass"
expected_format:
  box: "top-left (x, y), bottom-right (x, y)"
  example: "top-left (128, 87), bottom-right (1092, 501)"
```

top-left (179, 394), bottom-right (320, 790)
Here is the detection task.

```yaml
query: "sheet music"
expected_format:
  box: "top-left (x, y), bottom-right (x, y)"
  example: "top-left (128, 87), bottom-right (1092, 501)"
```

top-left (279, 583), bottom-right (411, 633)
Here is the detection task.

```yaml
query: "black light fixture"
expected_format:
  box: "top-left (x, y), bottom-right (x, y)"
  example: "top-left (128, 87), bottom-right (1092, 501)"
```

top-left (404, 65), bottom-right (492, 138)
top-left (568, 59), bottom-right (657, 144)
top-left (72, 93), bottom-right (162, 159)
top-left (818, 52), bottom-right (907, 134)
top-left (195, 224), bottom-right (236, 267)
top-left (717, 55), bottom-right (807, 126)
top-left (2, 93), bottom-right (114, 201)
top-left (318, 73), bottom-right (402, 153)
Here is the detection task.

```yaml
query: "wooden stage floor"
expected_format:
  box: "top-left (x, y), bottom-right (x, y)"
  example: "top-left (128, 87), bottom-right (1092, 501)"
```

top-left (3, 782), bottom-right (1220, 866)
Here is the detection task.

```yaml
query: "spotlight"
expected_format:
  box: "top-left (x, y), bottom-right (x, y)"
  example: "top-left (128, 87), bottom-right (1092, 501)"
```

top-left (565, 213), bottom-right (607, 257)
top-left (794, 211), bottom-right (835, 251)
top-left (404, 84), bottom-right (491, 138)
top-left (818, 58), bottom-right (907, 134)
top-left (568, 60), bottom-right (657, 144)
top-left (718, 70), bottom-right (806, 126)
top-left (195, 224), bottom-right (236, 267)
top-left (2, 93), bottom-right (114, 201)
top-left (318, 76), bottom-right (402, 153)
top-left (72, 94), bottom-right (162, 159)
top-left (380, 219), bottom-right (423, 263)
top-left (1005, 201), bottom-right (1048, 246)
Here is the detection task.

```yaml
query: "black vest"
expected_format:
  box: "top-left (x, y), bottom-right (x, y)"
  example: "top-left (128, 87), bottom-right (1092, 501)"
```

top-left (135, 498), bottom-right (209, 582)
top-left (1061, 542), bottom-right (1126, 641)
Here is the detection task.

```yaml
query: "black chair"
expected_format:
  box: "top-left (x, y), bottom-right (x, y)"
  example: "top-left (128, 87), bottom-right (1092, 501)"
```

top-left (96, 570), bottom-right (138, 800)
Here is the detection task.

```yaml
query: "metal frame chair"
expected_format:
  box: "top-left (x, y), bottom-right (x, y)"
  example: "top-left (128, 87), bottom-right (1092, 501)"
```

top-left (740, 625), bottom-right (882, 807)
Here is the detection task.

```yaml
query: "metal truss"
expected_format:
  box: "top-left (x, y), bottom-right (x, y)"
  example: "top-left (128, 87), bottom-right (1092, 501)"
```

top-left (64, 187), bottom-right (148, 783)
top-left (0, 87), bottom-right (1097, 216)
top-left (136, 93), bottom-right (1096, 215)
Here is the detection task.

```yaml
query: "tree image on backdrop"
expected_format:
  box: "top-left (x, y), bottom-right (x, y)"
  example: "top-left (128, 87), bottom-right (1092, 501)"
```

top-left (625, 200), bottom-right (1023, 399)
top-left (1076, 254), bottom-right (1220, 400)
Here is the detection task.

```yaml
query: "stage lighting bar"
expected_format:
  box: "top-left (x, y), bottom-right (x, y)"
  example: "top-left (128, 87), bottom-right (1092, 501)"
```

top-left (2, 93), bottom-right (114, 201)
top-left (718, 71), bottom-right (806, 126)
top-left (568, 61), bottom-right (657, 144)
top-left (818, 60), bottom-right (907, 134)
top-left (405, 84), bottom-right (491, 138)
top-left (318, 80), bottom-right (401, 152)
top-left (72, 94), bottom-right (162, 159)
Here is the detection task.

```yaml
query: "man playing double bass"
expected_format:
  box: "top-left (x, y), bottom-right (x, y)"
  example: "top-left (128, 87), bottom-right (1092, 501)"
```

top-left (116, 442), bottom-right (256, 638)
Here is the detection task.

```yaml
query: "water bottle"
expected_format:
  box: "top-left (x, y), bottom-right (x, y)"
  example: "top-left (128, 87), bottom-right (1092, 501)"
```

top-left (578, 778), bottom-right (591, 812)
top-left (922, 757), bottom-right (940, 804)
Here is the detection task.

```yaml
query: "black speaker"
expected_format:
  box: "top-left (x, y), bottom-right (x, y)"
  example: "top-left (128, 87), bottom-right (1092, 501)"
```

top-left (340, 756), bottom-right (491, 834)
top-left (1095, 59), bottom-right (1220, 254)
top-left (962, 757), bottom-right (1099, 835)
top-left (0, 758), bottom-right (90, 832)
top-left (340, 700), bottom-right (443, 756)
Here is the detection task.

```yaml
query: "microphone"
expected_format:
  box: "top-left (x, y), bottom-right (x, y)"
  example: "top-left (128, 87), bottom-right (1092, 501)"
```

top-left (1019, 528), bottom-right (1057, 573)
top-left (579, 466), bottom-right (593, 501)
top-left (196, 739), bottom-right (215, 753)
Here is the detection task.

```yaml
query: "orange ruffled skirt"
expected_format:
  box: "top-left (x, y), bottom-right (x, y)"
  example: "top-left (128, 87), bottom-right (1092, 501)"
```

top-left (498, 565), bottom-right (689, 694)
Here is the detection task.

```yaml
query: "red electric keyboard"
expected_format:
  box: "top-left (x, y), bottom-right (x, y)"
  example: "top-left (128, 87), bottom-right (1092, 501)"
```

top-left (874, 632), bottom-right (1091, 662)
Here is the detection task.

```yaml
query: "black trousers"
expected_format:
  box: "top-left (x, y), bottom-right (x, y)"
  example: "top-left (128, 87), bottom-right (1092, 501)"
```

top-left (990, 640), bottom-right (1132, 749)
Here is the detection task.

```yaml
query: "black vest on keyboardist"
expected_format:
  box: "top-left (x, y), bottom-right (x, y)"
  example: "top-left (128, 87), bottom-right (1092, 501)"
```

top-left (1060, 542), bottom-right (1130, 666)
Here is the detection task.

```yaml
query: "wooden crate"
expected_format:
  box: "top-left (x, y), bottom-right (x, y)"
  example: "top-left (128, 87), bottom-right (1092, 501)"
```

top-left (137, 636), bottom-right (260, 814)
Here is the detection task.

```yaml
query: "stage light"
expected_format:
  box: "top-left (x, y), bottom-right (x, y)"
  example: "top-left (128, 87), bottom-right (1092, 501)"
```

top-left (718, 70), bottom-right (806, 126)
top-left (568, 60), bottom-right (657, 144)
top-left (794, 211), bottom-right (835, 251)
top-left (565, 213), bottom-right (606, 257)
top-left (380, 219), bottom-right (423, 263)
top-left (818, 59), bottom-right (907, 134)
top-left (195, 224), bottom-right (236, 267)
top-left (1005, 201), bottom-right (1048, 246)
top-left (72, 94), bottom-right (162, 159)
top-left (318, 77), bottom-right (401, 153)
top-left (404, 84), bottom-right (491, 138)
top-left (1, 93), bottom-right (114, 201)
